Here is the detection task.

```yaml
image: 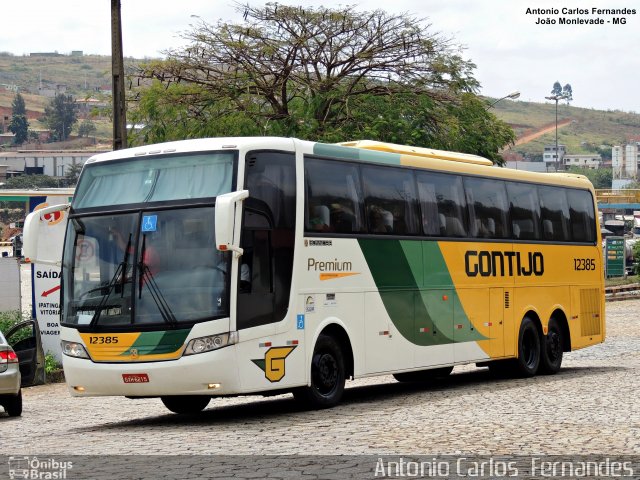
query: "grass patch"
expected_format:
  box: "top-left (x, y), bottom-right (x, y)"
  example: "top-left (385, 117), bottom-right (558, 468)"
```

top-left (605, 276), bottom-right (640, 287)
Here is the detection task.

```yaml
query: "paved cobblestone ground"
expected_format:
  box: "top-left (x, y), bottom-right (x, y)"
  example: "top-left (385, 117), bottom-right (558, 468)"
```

top-left (2, 300), bottom-right (639, 457)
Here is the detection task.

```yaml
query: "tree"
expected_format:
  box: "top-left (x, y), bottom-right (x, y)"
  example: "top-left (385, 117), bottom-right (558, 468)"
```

top-left (8, 93), bottom-right (29, 144)
top-left (134, 4), bottom-right (475, 132)
top-left (77, 120), bottom-right (97, 138)
top-left (131, 4), bottom-right (514, 162)
top-left (562, 84), bottom-right (573, 104)
top-left (551, 81), bottom-right (562, 96)
top-left (63, 163), bottom-right (84, 187)
top-left (43, 94), bottom-right (78, 141)
top-left (0, 175), bottom-right (60, 190)
top-left (566, 167), bottom-right (612, 189)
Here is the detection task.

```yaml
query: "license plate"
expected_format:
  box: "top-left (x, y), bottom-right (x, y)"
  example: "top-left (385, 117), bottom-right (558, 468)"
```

top-left (122, 373), bottom-right (149, 383)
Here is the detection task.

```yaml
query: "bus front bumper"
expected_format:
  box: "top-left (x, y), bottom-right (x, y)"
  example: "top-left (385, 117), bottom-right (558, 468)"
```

top-left (62, 346), bottom-right (240, 397)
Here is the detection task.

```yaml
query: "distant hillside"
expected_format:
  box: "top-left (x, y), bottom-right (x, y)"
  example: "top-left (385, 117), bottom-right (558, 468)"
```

top-left (2, 52), bottom-right (639, 155)
top-left (0, 53), bottom-right (141, 110)
top-left (0, 53), bottom-right (142, 142)
top-left (2, 53), bottom-right (104, 98)
top-left (492, 99), bottom-right (640, 160)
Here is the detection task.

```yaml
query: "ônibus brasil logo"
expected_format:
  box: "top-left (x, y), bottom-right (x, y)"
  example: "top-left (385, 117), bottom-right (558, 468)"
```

top-left (8, 456), bottom-right (73, 479)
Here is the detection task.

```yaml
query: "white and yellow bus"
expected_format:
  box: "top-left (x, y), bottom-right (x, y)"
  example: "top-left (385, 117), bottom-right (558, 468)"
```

top-left (24, 137), bottom-right (605, 413)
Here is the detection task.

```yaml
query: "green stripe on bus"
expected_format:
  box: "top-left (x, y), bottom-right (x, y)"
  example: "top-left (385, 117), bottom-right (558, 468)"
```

top-left (358, 239), bottom-right (486, 346)
top-left (313, 143), bottom-right (402, 165)
top-left (122, 329), bottom-right (190, 356)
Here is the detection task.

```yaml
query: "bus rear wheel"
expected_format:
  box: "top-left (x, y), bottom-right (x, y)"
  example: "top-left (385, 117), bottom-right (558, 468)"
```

top-left (293, 334), bottom-right (345, 409)
top-left (393, 366), bottom-right (453, 383)
top-left (161, 395), bottom-right (210, 414)
top-left (539, 318), bottom-right (564, 374)
top-left (513, 316), bottom-right (541, 377)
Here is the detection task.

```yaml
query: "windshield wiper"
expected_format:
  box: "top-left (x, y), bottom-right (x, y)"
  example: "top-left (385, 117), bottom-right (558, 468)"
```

top-left (89, 233), bottom-right (132, 327)
top-left (138, 234), bottom-right (177, 327)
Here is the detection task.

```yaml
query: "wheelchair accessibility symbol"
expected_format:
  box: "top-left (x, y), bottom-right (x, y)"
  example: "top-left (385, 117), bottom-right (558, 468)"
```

top-left (141, 215), bottom-right (158, 232)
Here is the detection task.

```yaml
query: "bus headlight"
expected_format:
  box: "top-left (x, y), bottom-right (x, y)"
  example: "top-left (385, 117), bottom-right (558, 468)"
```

top-left (184, 332), bottom-right (238, 356)
top-left (61, 341), bottom-right (90, 359)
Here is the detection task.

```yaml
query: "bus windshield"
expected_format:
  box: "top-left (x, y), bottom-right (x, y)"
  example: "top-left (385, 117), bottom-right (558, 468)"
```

top-left (62, 206), bottom-right (231, 328)
top-left (73, 152), bottom-right (235, 209)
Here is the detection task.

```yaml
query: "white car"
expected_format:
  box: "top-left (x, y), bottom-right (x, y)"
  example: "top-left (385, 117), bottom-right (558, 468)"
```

top-left (0, 331), bottom-right (22, 417)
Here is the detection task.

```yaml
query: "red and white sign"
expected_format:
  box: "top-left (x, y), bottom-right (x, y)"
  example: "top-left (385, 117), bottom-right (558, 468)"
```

top-left (33, 196), bottom-right (68, 362)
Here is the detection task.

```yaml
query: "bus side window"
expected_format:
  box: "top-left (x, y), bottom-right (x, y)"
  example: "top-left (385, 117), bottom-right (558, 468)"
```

top-left (566, 189), bottom-right (596, 242)
top-left (539, 185), bottom-right (570, 241)
top-left (464, 177), bottom-right (509, 239)
top-left (416, 171), bottom-right (468, 237)
top-left (507, 182), bottom-right (541, 241)
top-left (305, 157), bottom-right (365, 234)
top-left (361, 165), bottom-right (419, 235)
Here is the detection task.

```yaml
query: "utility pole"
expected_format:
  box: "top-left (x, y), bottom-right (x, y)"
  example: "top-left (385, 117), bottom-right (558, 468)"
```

top-left (111, 0), bottom-right (127, 150)
top-left (545, 93), bottom-right (568, 172)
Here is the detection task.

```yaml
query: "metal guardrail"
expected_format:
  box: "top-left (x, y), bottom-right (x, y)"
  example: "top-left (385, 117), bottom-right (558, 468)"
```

top-left (596, 189), bottom-right (640, 204)
top-left (605, 283), bottom-right (640, 302)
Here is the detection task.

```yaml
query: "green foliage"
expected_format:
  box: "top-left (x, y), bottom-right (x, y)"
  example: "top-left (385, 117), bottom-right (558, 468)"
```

top-left (77, 119), bottom-right (97, 137)
top-left (622, 180), bottom-right (640, 190)
top-left (42, 94), bottom-right (78, 141)
top-left (0, 311), bottom-right (24, 336)
top-left (563, 84), bottom-right (573, 102)
top-left (0, 174), bottom-right (62, 190)
top-left (130, 5), bottom-right (514, 162)
top-left (63, 163), bottom-right (83, 187)
top-left (45, 352), bottom-right (61, 374)
top-left (8, 93), bottom-right (29, 144)
top-left (565, 167), bottom-right (612, 189)
top-left (0, 311), bottom-right (30, 344)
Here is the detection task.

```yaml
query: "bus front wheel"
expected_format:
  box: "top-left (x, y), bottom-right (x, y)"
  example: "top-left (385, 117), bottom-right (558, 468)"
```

top-left (293, 334), bottom-right (345, 409)
top-left (161, 395), bottom-right (210, 414)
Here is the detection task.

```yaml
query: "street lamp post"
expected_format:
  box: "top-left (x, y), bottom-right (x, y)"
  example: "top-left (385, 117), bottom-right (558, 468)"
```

top-left (488, 91), bottom-right (521, 108)
top-left (545, 93), bottom-right (569, 171)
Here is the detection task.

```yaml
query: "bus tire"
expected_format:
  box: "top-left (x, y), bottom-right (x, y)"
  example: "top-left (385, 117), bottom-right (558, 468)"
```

top-left (2, 390), bottom-right (22, 417)
top-left (513, 316), bottom-right (541, 377)
top-left (293, 334), bottom-right (345, 409)
top-left (161, 395), bottom-right (210, 414)
top-left (393, 366), bottom-right (453, 383)
top-left (539, 318), bottom-right (564, 375)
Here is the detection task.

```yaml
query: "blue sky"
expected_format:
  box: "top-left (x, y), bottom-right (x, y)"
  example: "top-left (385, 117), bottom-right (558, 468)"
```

top-left (3, 0), bottom-right (639, 112)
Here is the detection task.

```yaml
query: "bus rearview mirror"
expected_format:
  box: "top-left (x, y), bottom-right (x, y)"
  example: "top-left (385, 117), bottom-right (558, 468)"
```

top-left (23, 203), bottom-right (70, 266)
top-left (215, 190), bottom-right (249, 258)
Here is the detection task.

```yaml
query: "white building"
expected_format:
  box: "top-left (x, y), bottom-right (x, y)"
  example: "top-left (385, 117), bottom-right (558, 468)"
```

top-left (543, 144), bottom-right (566, 170)
top-left (612, 143), bottom-right (640, 180)
top-left (563, 154), bottom-right (602, 169)
top-left (0, 150), bottom-right (106, 177)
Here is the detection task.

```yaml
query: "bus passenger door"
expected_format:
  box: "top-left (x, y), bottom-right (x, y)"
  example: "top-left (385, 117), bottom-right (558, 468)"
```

top-left (236, 206), bottom-right (276, 330)
top-left (236, 150), bottom-right (296, 334)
